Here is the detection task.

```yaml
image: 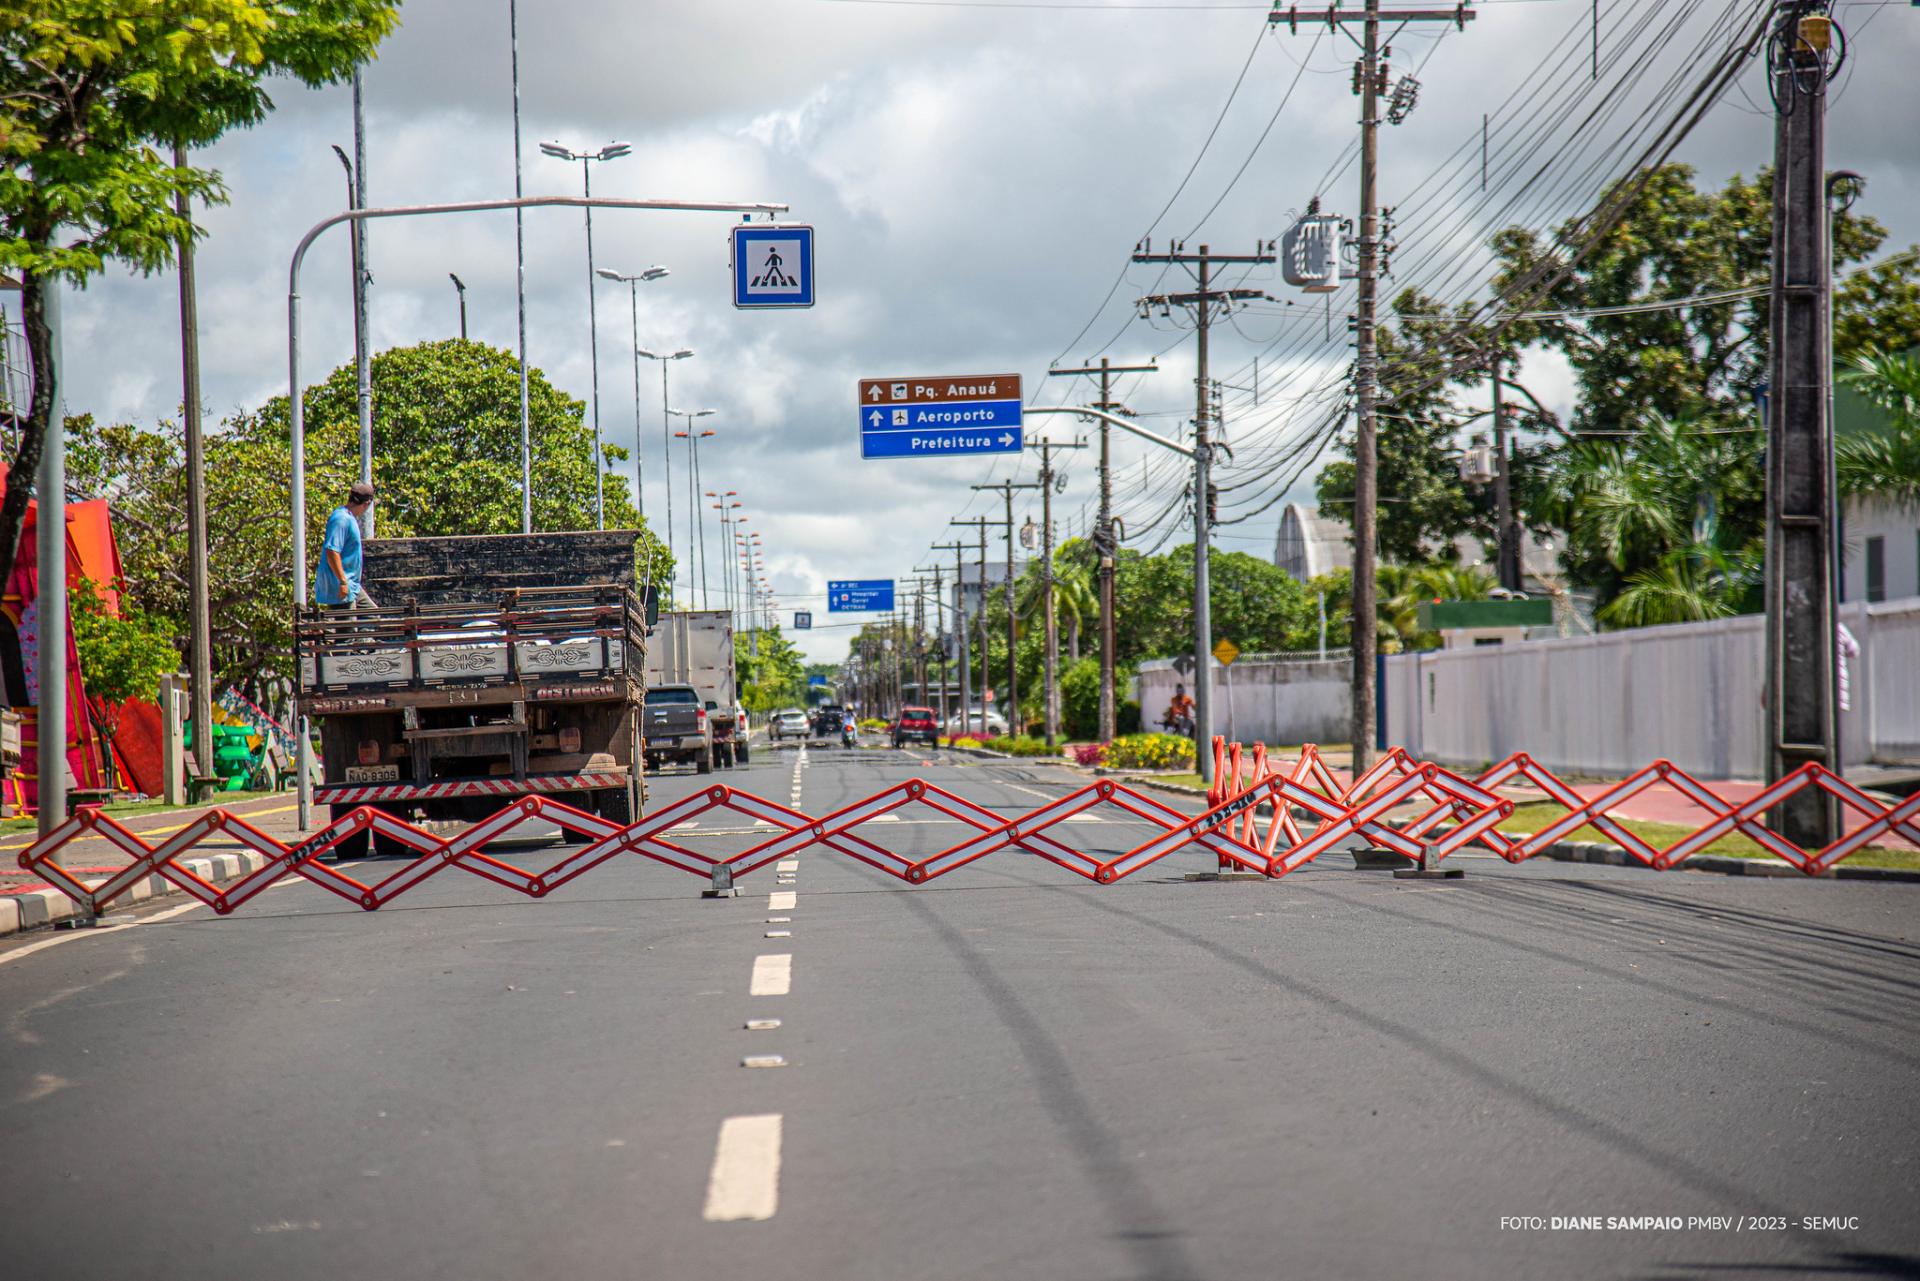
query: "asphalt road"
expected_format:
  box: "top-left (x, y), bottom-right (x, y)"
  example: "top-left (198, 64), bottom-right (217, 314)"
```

top-left (3, 742), bottom-right (1917, 1281)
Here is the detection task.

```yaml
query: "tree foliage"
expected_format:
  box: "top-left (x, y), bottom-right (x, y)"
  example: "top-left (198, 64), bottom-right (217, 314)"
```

top-left (1836, 351), bottom-right (1920, 509)
top-left (71, 575), bottom-right (181, 767)
top-left (736, 626), bottom-right (805, 714)
top-left (0, 1), bottom-right (399, 603)
top-left (66, 341), bottom-right (671, 694)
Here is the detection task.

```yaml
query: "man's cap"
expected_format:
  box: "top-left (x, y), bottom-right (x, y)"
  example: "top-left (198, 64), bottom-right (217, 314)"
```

top-left (350, 481), bottom-right (377, 502)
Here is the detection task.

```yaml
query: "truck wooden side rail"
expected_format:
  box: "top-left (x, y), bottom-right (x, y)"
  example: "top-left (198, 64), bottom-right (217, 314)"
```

top-left (293, 531), bottom-right (655, 856)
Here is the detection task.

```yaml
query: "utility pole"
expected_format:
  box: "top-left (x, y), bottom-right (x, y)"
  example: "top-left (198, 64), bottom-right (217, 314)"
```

top-left (350, 69), bottom-right (372, 538)
top-left (932, 543), bottom-right (970, 737)
top-left (1048, 357), bottom-right (1157, 741)
top-left (951, 517), bottom-right (993, 738)
top-left (1029, 437), bottom-right (1086, 745)
top-left (973, 479), bottom-right (1039, 732)
top-left (1134, 241), bottom-right (1272, 780)
top-left (917, 564), bottom-right (951, 725)
top-left (1490, 353), bottom-right (1521, 592)
top-left (1765, 0), bottom-right (1842, 846)
top-left (1272, 0), bottom-right (1475, 772)
top-left (173, 141), bottom-right (214, 802)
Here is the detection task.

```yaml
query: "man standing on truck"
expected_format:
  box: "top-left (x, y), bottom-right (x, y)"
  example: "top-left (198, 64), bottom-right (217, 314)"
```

top-left (313, 481), bottom-right (378, 608)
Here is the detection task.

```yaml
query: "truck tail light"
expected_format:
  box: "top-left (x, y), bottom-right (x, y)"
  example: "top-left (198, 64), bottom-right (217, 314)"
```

top-left (357, 739), bottom-right (381, 765)
top-left (695, 706), bottom-right (707, 723)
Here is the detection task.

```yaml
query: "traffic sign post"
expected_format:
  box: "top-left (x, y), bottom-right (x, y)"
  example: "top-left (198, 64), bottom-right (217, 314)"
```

top-left (732, 224), bottom-right (814, 309)
top-left (828, 579), bottom-right (895, 612)
top-left (857, 374), bottom-right (1023, 459)
top-left (794, 611), bottom-right (812, 630)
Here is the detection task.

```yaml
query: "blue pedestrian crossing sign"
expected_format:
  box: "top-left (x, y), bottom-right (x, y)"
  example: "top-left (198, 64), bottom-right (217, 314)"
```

top-left (793, 610), bottom-right (812, 630)
top-left (828, 579), bottom-right (895, 613)
top-left (732, 224), bottom-right (815, 309)
top-left (857, 374), bottom-right (1023, 459)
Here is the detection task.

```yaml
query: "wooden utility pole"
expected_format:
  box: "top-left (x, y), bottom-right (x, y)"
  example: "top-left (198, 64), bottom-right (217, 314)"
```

top-left (1490, 354), bottom-right (1521, 592)
top-left (973, 479), bottom-right (1040, 733)
top-left (1048, 357), bottom-right (1157, 742)
top-left (1272, 1), bottom-right (1475, 771)
top-left (1029, 438), bottom-right (1086, 745)
top-left (949, 516), bottom-right (998, 738)
top-left (1765, 0), bottom-right (1841, 845)
top-left (931, 543), bottom-right (969, 736)
top-left (1134, 243), bottom-right (1272, 781)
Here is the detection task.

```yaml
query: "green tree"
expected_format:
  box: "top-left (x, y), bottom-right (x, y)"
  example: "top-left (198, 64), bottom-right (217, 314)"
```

top-left (0, 1), bottom-right (399, 592)
top-left (1836, 351), bottom-right (1920, 508)
top-left (71, 576), bottom-right (182, 783)
top-left (65, 342), bottom-right (670, 691)
top-left (736, 626), bottom-right (804, 714)
top-left (1545, 412), bottom-right (1763, 611)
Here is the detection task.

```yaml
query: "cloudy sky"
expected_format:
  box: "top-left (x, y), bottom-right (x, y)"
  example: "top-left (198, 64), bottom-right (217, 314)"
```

top-left (44, 0), bottom-right (1920, 663)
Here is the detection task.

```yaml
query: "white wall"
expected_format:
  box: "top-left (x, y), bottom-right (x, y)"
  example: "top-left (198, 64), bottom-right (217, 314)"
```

top-left (1138, 658), bottom-right (1350, 747)
top-left (1844, 498), bottom-right (1920, 606)
top-left (1382, 599), bottom-right (1919, 779)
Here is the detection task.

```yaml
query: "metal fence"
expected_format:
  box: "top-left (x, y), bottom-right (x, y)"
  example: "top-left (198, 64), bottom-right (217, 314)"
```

top-left (1383, 599), bottom-right (1920, 778)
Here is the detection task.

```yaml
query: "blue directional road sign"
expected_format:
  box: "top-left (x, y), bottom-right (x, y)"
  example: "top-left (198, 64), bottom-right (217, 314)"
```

top-left (857, 374), bottom-right (1023, 460)
top-left (808, 674), bottom-right (828, 687)
top-left (732, 224), bottom-right (815, 309)
top-left (827, 579), bottom-right (895, 613)
top-left (793, 610), bottom-right (812, 630)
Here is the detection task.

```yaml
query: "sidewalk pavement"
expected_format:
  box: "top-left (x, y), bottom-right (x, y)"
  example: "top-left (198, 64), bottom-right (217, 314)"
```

top-left (1, 793), bottom-right (307, 938)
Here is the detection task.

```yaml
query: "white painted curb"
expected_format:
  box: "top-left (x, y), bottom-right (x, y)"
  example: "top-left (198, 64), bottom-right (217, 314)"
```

top-left (1, 851), bottom-right (273, 939)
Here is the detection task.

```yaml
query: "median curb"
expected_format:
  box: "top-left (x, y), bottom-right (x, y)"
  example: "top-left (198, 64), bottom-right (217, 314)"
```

top-left (0, 851), bottom-right (273, 940)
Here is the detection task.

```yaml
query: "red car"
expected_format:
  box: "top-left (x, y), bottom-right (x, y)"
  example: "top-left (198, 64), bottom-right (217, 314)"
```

top-left (891, 706), bottom-right (939, 748)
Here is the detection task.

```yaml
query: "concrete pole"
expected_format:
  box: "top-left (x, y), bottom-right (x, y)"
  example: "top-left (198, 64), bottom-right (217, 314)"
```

top-left (1192, 249), bottom-right (1214, 783)
top-left (175, 141), bottom-right (214, 795)
top-left (510, 0), bottom-right (531, 534)
top-left (352, 69), bottom-right (373, 538)
top-left (35, 284), bottom-right (66, 845)
top-left (1350, 0), bottom-right (1383, 774)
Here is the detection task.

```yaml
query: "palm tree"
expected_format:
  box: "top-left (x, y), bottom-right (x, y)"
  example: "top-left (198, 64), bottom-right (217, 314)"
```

top-left (1837, 351), bottom-right (1920, 509)
top-left (1551, 411), bottom-right (1764, 624)
top-left (1378, 561), bottom-right (1495, 651)
top-left (1598, 539), bottom-right (1760, 627)
top-left (1014, 562), bottom-right (1097, 660)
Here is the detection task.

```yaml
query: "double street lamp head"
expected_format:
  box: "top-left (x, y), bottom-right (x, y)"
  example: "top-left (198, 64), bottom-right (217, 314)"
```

top-left (598, 265), bottom-right (670, 284)
top-left (540, 139), bottom-right (632, 163)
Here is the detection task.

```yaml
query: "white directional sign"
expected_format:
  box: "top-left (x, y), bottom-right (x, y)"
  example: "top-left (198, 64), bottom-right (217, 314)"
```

top-left (856, 374), bottom-right (1023, 459)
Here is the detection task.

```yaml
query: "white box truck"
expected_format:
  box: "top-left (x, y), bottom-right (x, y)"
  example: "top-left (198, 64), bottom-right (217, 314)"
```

top-left (642, 610), bottom-right (745, 769)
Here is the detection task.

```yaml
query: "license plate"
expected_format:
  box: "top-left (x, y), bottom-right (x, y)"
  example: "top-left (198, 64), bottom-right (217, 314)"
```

top-left (344, 764), bottom-right (400, 783)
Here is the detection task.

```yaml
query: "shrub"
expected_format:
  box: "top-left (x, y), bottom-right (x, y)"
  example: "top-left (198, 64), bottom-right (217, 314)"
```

top-left (1118, 700), bottom-right (1142, 735)
top-left (858, 717), bottom-right (888, 731)
top-left (1071, 742), bottom-right (1108, 767)
top-left (1104, 732), bottom-right (1195, 771)
top-left (944, 735), bottom-right (987, 749)
top-left (984, 735), bottom-right (1060, 758)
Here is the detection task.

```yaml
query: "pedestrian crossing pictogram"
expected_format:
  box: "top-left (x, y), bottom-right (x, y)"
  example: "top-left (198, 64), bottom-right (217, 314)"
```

top-left (750, 244), bottom-right (798, 289)
top-left (731, 224), bottom-right (814, 309)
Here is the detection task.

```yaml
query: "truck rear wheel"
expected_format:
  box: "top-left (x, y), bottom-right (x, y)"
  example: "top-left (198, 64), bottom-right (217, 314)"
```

top-left (326, 803), bottom-right (371, 860)
top-left (696, 748), bottom-right (712, 775)
top-left (734, 740), bottom-right (749, 765)
top-left (595, 787), bottom-right (632, 826)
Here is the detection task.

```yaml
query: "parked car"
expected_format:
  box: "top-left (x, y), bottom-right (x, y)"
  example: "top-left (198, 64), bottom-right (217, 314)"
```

top-left (769, 709), bottom-right (809, 741)
top-left (891, 706), bottom-right (939, 748)
top-left (944, 707), bottom-right (1009, 738)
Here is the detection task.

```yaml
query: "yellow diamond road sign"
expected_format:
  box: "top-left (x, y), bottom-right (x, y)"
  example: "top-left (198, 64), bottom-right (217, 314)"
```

top-left (1212, 638), bottom-right (1240, 666)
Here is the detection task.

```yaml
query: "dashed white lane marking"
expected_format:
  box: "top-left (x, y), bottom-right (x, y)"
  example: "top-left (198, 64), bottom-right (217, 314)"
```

top-left (769, 891), bottom-right (797, 911)
top-left (745, 1018), bottom-right (781, 1031)
top-left (750, 953), bottom-right (792, 996)
top-left (765, 930), bottom-right (791, 938)
top-left (776, 860), bottom-right (799, 872)
top-left (702, 1114), bottom-right (783, 1222)
top-left (741, 1055), bottom-right (787, 1069)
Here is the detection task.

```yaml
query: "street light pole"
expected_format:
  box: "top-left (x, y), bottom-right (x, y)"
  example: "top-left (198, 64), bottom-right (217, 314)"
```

top-left (329, 136), bottom-right (373, 537)
top-left (668, 408), bottom-right (716, 606)
top-left (599, 267), bottom-right (669, 526)
top-left (541, 139), bottom-right (632, 529)
top-left (640, 347), bottom-right (694, 585)
top-left (449, 273), bottom-right (468, 340)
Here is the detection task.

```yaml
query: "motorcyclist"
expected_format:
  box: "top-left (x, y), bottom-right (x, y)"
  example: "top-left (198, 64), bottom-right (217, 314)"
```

top-left (1162, 683), bottom-right (1196, 737)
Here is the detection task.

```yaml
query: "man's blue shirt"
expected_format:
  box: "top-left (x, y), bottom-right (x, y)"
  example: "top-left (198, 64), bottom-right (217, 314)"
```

top-left (314, 506), bottom-right (363, 604)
